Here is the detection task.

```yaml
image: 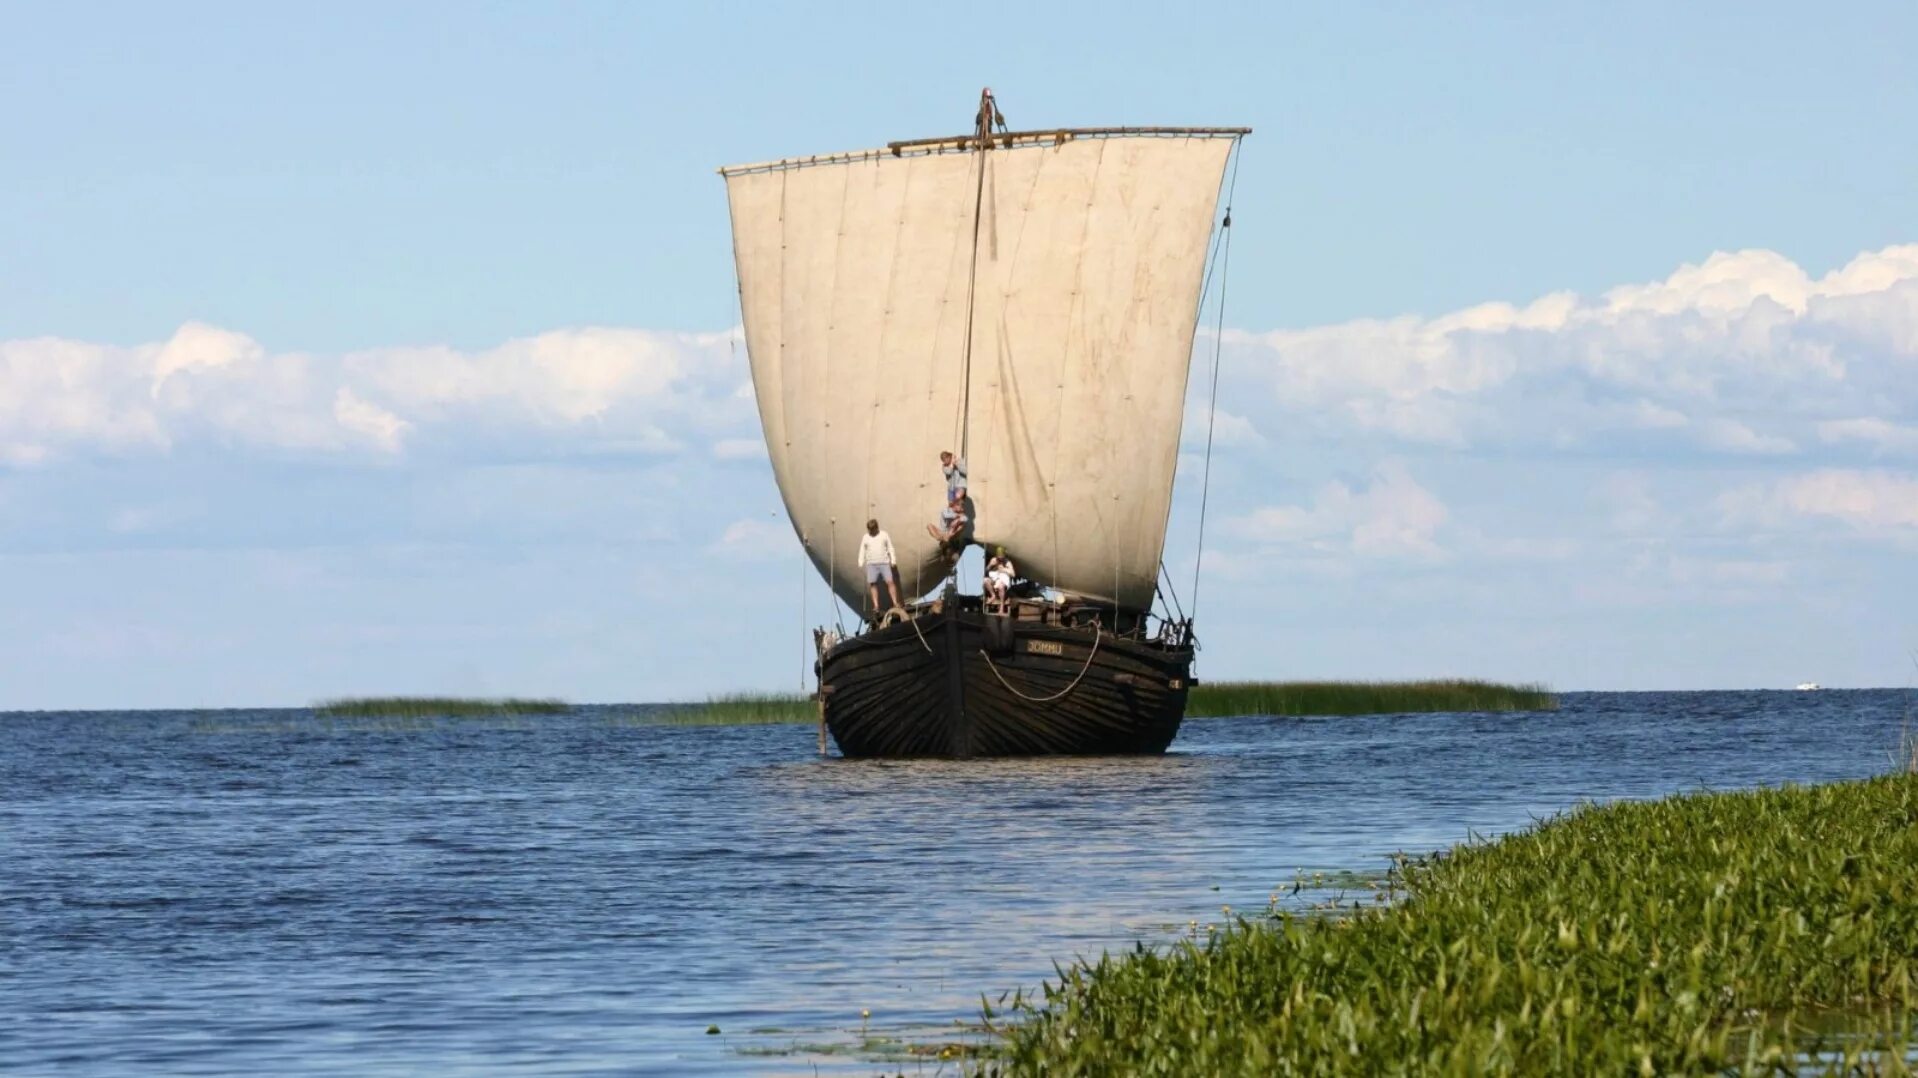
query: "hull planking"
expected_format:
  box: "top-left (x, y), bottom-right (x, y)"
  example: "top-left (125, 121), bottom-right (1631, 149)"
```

top-left (816, 600), bottom-right (1192, 758)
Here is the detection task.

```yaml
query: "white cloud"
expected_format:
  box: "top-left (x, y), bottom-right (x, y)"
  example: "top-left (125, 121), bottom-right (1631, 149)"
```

top-left (332, 388), bottom-right (410, 454)
top-left (1226, 460), bottom-right (1448, 559)
top-left (1696, 418), bottom-right (1795, 455)
top-left (1181, 407), bottom-right (1266, 448)
top-left (151, 321), bottom-right (262, 393)
top-left (1229, 243), bottom-right (1918, 458)
top-left (1575, 550), bottom-right (1791, 608)
top-left (712, 437), bottom-right (768, 460)
top-left (344, 328), bottom-right (694, 424)
top-left (1818, 417), bottom-right (1918, 457)
top-left (0, 324), bottom-right (746, 464)
top-left (9, 243), bottom-right (1912, 475)
top-left (1719, 469), bottom-right (1918, 534)
top-left (711, 517), bottom-right (794, 560)
top-left (1598, 473), bottom-right (1662, 535)
top-left (0, 335), bottom-right (171, 457)
top-left (1627, 400), bottom-right (1690, 430)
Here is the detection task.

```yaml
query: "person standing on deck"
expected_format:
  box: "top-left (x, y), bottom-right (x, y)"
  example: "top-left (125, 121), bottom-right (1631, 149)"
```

top-left (859, 518), bottom-right (902, 619)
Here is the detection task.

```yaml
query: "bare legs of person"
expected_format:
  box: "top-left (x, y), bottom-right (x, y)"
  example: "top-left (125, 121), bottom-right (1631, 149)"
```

top-left (867, 572), bottom-right (904, 622)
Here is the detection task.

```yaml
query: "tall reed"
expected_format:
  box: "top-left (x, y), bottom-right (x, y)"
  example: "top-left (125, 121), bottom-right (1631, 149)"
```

top-left (655, 692), bottom-right (814, 726)
top-left (313, 697), bottom-right (568, 719)
top-left (1187, 678), bottom-right (1556, 718)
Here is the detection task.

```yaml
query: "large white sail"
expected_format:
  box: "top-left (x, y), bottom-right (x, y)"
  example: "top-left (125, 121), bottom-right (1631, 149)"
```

top-left (722, 127), bottom-right (1235, 612)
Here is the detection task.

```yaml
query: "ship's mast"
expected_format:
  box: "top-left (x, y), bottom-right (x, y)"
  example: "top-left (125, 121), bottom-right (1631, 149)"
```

top-left (956, 88), bottom-right (1003, 462)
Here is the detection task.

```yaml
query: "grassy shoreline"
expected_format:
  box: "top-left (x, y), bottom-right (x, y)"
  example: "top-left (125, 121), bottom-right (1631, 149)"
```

top-left (657, 680), bottom-right (1556, 726)
top-left (1187, 678), bottom-right (1555, 717)
top-left (978, 773), bottom-right (1918, 1074)
top-left (655, 692), bottom-right (815, 726)
top-left (304, 679), bottom-right (1558, 726)
top-left (312, 697), bottom-right (569, 718)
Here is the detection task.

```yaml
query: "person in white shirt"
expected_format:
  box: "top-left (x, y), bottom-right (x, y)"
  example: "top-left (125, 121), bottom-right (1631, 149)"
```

top-left (858, 518), bottom-right (902, 618)
top-left (985, 547), bottom-right (1016, 606)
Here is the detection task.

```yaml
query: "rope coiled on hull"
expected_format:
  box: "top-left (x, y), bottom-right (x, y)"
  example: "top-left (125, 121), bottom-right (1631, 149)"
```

top-left (978, 627), bottom-right (1102, 703)
top-left (907, 608), bottom-right (934, 653)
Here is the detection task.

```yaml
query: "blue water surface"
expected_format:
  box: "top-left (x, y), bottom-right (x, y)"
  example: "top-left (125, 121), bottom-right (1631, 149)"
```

top-left (1, 690), bottom-right (1909, 1075)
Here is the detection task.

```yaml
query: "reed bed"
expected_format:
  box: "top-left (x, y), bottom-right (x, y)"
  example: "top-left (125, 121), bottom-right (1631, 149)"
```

top-left (655, 692), bottom-right (815, 726)
top-left (980, 773), bottom-right (1918, 1075)
top-left (1187, 678), bottom-right (1556, 718)
top-left (654, 681), bottom-right (1554, 726)
top-left (312, 697), bottom-right (569, 719)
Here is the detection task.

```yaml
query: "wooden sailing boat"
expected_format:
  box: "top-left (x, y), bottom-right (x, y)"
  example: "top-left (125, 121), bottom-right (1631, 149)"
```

top-left (719, 90), bottom-right (1246, 758)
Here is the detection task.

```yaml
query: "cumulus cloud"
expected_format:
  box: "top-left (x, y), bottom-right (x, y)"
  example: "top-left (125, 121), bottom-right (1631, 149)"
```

top-left (1226, 460), bottom-right (1448, 559)
top-left (1818, 417), bottom-right (1918, 457)
top-left (711, 437), bottom-right (769, 461)
top-left (10, 243), bottom-right (1913, 476)
top-left (710, 517), bottom-right (794, 560)
top-left (1696, 418), bottom-right (1796, 456)
top-left (1180, 406), bottom-right (1266, 448)
top-left (1227, 244), bottom-right (1918, 458)
top-left (1719, 469), bottom-right (1918, 535)
top-left (332, 388), bottom-right (411, 454)
top-left (0, 324), bottom-right (748, 464)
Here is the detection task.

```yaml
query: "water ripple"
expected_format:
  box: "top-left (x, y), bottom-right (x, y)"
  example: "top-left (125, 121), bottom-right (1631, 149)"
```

top-left (0, 690), bottom-right (1908, 1074)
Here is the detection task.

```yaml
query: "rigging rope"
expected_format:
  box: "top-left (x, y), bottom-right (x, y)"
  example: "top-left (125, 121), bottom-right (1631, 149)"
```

top-left (800, 535), bottom-right (808, 691)
top-left (1190, 138), bottom-right (1242, 623)
top-left (955, 89), bottom-right (998, 463)
top-left (1158, 560), bottom-right (1187, 623)
top-left (829, 518), bottom-right (845, 634)
top-left (979, 626), bottom-right (1102, 703)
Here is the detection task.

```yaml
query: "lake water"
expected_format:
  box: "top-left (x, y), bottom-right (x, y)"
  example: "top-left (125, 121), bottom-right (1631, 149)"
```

top-left (2, 690), bottom-right (1910, 1075)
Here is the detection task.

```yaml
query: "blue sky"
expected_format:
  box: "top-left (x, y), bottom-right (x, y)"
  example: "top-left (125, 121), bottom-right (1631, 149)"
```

top-left (3, 2), bottom-right (1915, 707)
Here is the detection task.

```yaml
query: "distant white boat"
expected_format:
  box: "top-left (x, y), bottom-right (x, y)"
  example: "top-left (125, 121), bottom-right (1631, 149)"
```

top-left (1795, 682), bottom-right (1821, 691)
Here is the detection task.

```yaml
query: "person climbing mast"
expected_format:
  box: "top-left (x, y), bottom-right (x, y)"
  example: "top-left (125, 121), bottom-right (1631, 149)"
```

top-left (927, 489), bottom-right (971, 567)
top-left (939, 450), bottom-right (967, 502)
top-left (931, 451), bottom-right (975, 577)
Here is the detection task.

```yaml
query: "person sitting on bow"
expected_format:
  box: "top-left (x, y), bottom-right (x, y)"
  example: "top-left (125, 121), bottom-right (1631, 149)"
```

top-left (985, 546), bottom-right (1017, 605)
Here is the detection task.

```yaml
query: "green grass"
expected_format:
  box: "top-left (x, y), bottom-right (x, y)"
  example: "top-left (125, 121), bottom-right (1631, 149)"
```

top-left (655, 692), bottom-right (815, 726)
top-left (312, 696), bottom-right (569, 718)
top-left (1187, 678), bottom-right (1557, 718)
top-left (979, 774), bottom-right (1918, 1075)
top-left (650, 681), bottom-right (1554, 726)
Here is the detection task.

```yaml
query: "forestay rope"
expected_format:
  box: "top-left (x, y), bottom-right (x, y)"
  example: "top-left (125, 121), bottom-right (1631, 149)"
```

top-left (1189, 138), bottom-right (1243, 623)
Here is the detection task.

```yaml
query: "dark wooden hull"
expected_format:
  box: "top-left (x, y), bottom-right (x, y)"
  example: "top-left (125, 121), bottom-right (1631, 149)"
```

top-left (817, 606), bottom-right (1192, 758)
